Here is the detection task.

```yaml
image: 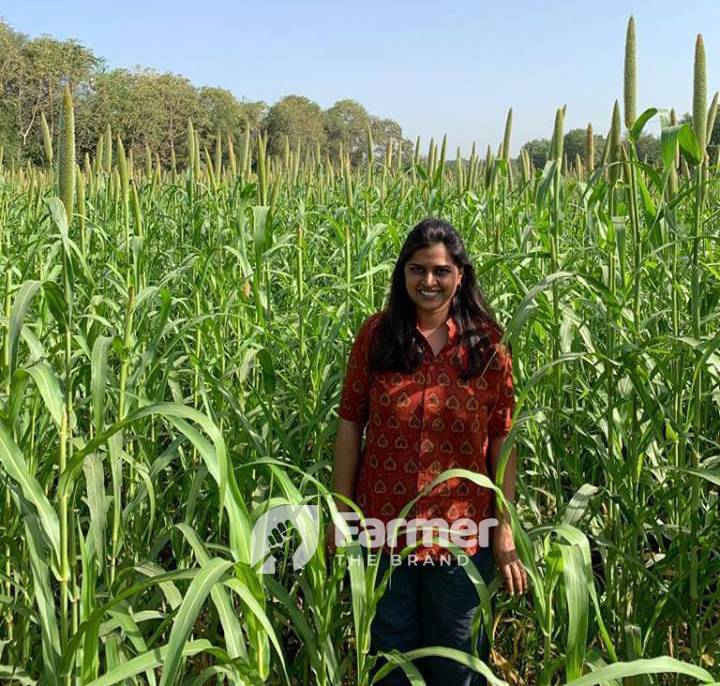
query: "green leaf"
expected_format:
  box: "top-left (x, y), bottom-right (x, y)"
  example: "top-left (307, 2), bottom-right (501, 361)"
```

top-left (159, 558), bottom-right (232, 686)
top-left (225, 572), bottom-right (289, 683)
top-left (563, 656), bottom-right (716, 685)
top-left (17, 506), bottom-right (61, 686)
top-left (59, 402), bottom-right (250, 561)
top-left (551, 524), bottom-right (617, 662)
top-left (562, 484), bottom-right (599, 526)
top-left (42, 281), bottom-right (69, 335)
top-left (373, 645), bottom-right (507, 686)
top-left (557, 543), bottom-right (588, 680)
top-left (15, 362), bottom-right (66, 430)
top-left (0, 666), bottom-right (35, 685)
top-left (175, 524), bottom-right (248, 660)
top-left (677, 123), bottom-right (703, 165)
top-left (91, 336), bottom-right (113, 435)
top-left (8, 280), bottom-right (41, 376)
top-left (252, 205), bottom-right (271, 257)
top-left (629, 107), bottom-right (657, 141)
top-left (135, 563), bottom-right (183, 610)
top-left (61, 568), bottom-right (197, 676)
top-left (660, 125), bottom-right (681, 172)
top-left (87, 640), bottom-right (214, 686)
top-left (82, 453), bottom-right (107, 570)
top-left (46, 197), bottom-right (70, 255)
top-left (0, 423), bottom-right (60, 564)
top-left (536, 160), bottom-right (558, 211)
top-left (257, 348), bottom-right (276, 395)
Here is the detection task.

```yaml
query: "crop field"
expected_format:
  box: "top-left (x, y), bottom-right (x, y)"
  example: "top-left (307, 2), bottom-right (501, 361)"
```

top-left (0, 18), bottom-right (719, 686)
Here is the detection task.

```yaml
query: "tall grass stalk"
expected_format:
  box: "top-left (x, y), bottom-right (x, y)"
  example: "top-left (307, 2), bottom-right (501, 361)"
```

top-left (0, 18), bottom-right (718, 685)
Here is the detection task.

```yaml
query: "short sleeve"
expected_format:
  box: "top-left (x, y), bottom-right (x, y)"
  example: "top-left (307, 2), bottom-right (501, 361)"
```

top-left (337, 315), bottom-right (378, 425)
top-left (487, 343), bottom-right (515, 438)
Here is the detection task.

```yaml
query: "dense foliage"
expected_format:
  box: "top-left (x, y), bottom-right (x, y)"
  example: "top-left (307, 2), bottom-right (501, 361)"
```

top-left (0, 15), bottom-right (718, 686)
top-left (0, 20), bottom-right (407, 170)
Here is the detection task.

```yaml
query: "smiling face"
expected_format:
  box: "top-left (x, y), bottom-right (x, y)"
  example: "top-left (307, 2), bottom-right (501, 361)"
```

top-left (404, 243), bottom-right (463, 317)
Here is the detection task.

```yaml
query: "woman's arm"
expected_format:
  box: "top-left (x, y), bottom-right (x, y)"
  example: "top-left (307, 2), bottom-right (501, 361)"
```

top-left (331, 313), bottom-right (378, 550)
top-left (327, 418), bottom-right (364, 554)
top-left (487, 434), bottom-right (527, 595)
top-left (332, 418), bottom-right (364, 512)
top-left (487, 434), bottom-right (516, 524)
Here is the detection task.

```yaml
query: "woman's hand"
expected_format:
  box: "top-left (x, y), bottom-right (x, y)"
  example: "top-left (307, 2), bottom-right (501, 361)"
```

top-left (492, 519), bottom-right (528, 596)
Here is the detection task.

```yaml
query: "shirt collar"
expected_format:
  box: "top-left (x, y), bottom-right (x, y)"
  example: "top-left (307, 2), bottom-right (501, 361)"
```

top-left (414, 311), bottom-right (459, 345)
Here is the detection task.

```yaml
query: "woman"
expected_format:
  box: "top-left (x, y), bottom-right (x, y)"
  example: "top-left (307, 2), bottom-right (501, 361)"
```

top-left (329, 217), bottom-right (527, 686)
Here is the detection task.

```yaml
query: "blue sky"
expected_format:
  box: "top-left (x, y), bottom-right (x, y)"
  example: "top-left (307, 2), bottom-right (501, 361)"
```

top-left (2, 1), bottom-right (719, 155)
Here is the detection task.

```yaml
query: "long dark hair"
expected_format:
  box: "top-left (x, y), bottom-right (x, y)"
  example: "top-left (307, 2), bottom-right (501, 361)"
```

top-left (368, 217), bottom-right (502, 380)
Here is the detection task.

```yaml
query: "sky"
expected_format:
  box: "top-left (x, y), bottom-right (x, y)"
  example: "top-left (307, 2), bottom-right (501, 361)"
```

top-left (2, 1), bottom-right (720, 156)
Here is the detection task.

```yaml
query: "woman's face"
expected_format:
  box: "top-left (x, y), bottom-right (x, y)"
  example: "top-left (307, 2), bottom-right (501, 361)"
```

top-left (404, 243), bottom-right (463, 317)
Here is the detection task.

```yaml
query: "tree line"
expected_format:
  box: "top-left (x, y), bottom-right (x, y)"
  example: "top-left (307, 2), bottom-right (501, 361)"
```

top-left (2, 19), bottom-right (715, 172)
top-left (522, 128), bottom-right (663, 169)
top-left (0, 20), bottom-right (410, 169)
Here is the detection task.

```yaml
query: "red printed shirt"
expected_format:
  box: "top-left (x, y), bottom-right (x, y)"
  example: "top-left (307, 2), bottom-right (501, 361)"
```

top-left (338, 310), bottom-right (515, 562)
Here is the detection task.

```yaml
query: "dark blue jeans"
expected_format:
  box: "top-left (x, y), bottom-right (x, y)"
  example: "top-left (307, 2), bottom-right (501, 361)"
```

top-left (368, 548), bottom-right (497, 686)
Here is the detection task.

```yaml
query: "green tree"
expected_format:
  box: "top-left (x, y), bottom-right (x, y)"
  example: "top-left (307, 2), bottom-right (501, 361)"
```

top-left (0, 22), bottom-right (26, 159)
top-left (78, 68), bottom-right (204, 165)
top-left (28, 36), bottom-right (97, 156)
top-left (563, 129), bottom-right (589, 166)
top-left (559, 128), bottom-right (605, 169)
top-left (634, 133), bottom-right (661, 164)
top-left (522, 138), bottom-right (551, 169)
top-left (0, 22), bottom-right (97, 162)
top-left (76, 68), bottom-right (135, 154)
top-left (265, 95), bottom-right (326, 158)
top-left (199, 87), bottom-right (265, 136)
top-left (369, 116), bottom-right (412, 162)
top-left (195, 87), bottom-right (266, 166)
top-left (0, 17), bottom-right (407, 170)
top-left (324, 99), bottom-right (370, 164)
top-left (238, 99), bottom-right (268, 131)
